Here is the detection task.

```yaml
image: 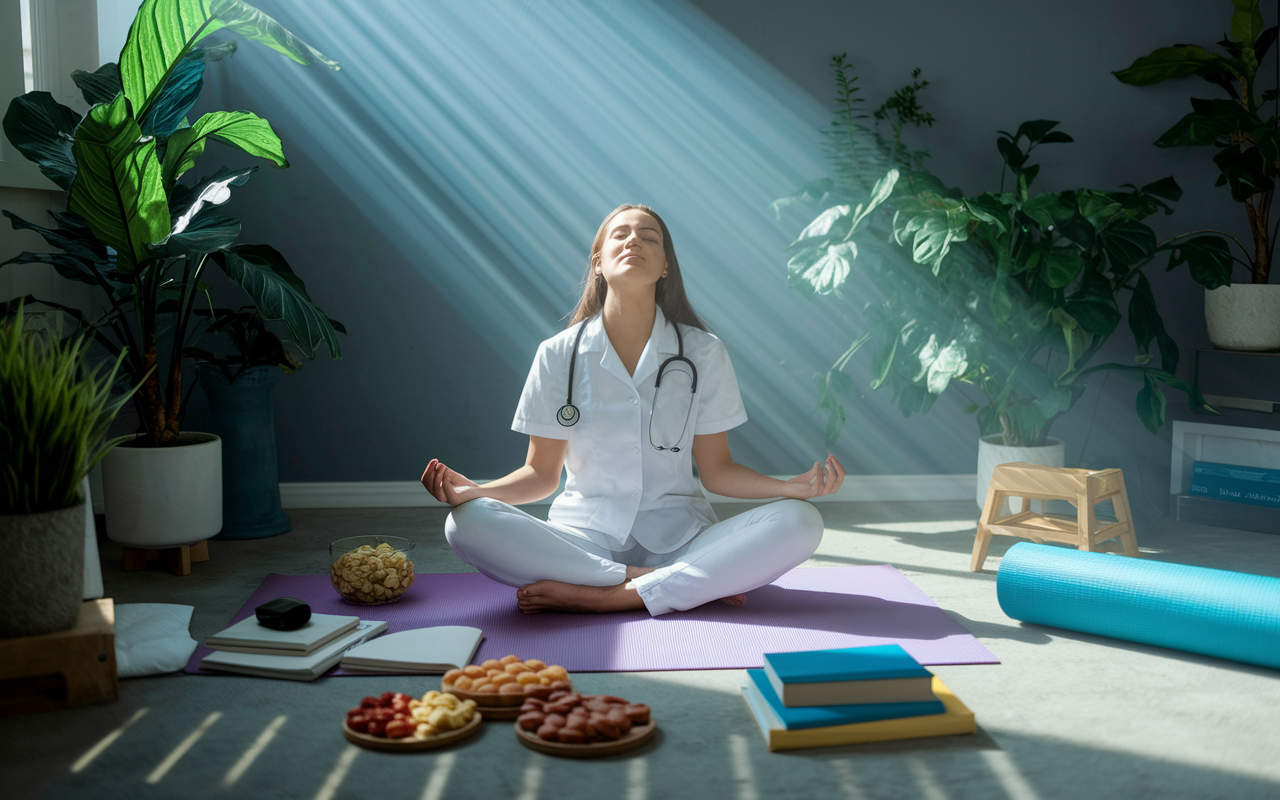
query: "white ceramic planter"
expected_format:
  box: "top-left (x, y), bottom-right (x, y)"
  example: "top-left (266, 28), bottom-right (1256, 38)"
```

top-left (1205, 284), bottom-right (1280, 351)
top-left (976, 436), bottom-right (1065, 514)
top-left (102, 433), bottom-right (222, 547)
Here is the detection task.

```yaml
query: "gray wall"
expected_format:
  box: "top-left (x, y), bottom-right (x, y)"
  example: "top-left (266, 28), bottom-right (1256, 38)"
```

top-left (171, 0), bottom-right (1270, 511)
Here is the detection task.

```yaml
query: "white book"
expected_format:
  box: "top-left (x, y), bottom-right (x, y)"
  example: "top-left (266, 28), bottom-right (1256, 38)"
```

top-left (205, 613), bottom-right (360, 655)
top-left (201, 620), bottom-right (388, 681)
top-left (339, 626), bottom-right (484, 674)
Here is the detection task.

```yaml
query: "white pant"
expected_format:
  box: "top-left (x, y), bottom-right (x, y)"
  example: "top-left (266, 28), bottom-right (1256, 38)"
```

top-left (444, 497), bottom-right (824, 616)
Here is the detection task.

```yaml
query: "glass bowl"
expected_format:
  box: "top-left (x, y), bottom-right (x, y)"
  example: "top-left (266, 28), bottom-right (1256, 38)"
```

top-left (329, 536), bottom-right (416, 605)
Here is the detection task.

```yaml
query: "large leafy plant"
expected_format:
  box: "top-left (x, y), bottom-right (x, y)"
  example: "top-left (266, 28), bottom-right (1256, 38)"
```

top-left (1114, 0), bottom-right (1275, 286)
top-left (1, 0), bottom-right (342, 446)
top-left (777, 61), bottom-right (1213, 448)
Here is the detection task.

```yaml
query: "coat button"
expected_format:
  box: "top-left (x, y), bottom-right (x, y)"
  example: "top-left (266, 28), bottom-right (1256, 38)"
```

top-left (629, 397), bottom-right (638, 405)
top-left (631, 446), bottom-right (639, 453)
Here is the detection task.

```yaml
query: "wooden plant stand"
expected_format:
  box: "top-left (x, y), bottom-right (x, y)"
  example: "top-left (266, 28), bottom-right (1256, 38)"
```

top-left (971, 462), bottom-right (1138, 572)
top-left (122, 540), bottom-right (209, 576)
top-left (0, 599), bottom-right (118, 717)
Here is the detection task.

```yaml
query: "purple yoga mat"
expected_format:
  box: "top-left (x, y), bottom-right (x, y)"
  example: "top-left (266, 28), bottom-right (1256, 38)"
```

top-left (185, 565), bottom-right (997, 675)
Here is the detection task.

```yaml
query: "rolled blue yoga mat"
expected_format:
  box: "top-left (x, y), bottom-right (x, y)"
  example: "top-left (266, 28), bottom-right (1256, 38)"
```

top-left (997, 543), bottom-right (1280, 670)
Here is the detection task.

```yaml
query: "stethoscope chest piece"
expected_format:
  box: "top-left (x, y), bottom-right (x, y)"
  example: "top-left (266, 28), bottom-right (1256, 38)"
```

top-left (557, 404), bottom-right (580, 427)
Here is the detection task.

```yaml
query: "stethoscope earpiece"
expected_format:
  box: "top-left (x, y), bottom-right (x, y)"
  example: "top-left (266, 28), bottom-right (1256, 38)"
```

top-left (557, 404), bottom-right (580, 426)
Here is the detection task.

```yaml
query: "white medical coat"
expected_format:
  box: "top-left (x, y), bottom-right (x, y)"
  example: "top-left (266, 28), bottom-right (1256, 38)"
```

top-left (512, 306), bottom-right (748, 553)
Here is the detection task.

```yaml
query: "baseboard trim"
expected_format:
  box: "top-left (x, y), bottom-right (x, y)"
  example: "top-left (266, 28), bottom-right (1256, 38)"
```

top-left (279, 474), bottom-right (978, 509)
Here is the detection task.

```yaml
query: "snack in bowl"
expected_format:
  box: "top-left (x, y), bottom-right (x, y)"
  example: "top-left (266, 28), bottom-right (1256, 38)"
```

top-left (442, 656), bottom-right (571, 701)
top-left (516, 692), bottom-right (650, 744)
top-left (345, 690), bottom-right (477, 740)
top-left (329, 537), bottom-right (415, 605)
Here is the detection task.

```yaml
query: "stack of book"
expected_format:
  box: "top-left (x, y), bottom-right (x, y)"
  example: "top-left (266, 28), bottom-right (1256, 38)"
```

top-left (200, 614), bottom-right (388, 681)
top-left (740, 644), bottom-right (975, 751)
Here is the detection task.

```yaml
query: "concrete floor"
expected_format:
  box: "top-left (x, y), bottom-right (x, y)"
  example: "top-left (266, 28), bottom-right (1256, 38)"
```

top-left (3, 500), bottom-right (1278, 800)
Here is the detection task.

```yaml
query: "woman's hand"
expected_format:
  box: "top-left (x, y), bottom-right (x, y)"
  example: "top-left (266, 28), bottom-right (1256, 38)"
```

top-left (783, 455), bottom-right (846, 499)
top-left (420, 459), bottom-right (481, 506)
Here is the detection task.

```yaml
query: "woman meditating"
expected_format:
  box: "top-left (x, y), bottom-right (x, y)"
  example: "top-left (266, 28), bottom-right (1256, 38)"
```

top-left (421, 204), bottom-right (845, 615)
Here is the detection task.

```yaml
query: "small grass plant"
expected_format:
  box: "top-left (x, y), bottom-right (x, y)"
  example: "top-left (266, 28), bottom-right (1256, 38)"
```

top-left (0, 303), bottom-right (139, 515)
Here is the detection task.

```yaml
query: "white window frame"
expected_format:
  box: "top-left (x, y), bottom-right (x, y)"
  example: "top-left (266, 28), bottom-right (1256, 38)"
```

top-left (0, 0), bottom-right (99, 190)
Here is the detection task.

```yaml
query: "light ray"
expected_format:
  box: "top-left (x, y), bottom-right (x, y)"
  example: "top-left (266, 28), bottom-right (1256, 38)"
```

top-left (221, 714), bottom-right (288, 787)
top-left (145, 711), bottom-right (222, 785)
top-left (70, 707), bottom-right (149, 774)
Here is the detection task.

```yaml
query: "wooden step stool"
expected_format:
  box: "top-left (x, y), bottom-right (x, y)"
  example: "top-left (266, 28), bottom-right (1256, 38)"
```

top-left (971, 462), bottom-right (1138, 572)
top-left (122, 540), bottom-right (209, 576)
top-left (0, 598), bottom-right (118, 717)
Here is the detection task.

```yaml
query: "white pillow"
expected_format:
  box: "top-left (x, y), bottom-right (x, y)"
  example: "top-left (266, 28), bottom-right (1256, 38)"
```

top-left (115, 604), bottom-right (198, 678)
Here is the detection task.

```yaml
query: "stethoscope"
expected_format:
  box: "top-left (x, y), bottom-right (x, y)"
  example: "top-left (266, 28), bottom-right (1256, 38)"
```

top-left (557, 317), bottom-right (698, 451)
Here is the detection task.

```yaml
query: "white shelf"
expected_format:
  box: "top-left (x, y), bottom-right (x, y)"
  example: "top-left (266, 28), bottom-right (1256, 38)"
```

top-left (1169, 421), bottom-right (1280, 496)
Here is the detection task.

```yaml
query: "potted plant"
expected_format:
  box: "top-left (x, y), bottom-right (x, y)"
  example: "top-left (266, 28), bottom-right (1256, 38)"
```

top-left (776, 59), bottom-right (1213, 508)
top-left (186, 306), bottom-right (345, 539)
top-left (0, 303), bottom-right (138, 636)
top-left (1114, 0), bottom-right (1279, 350)
top-left (0, 0), bottom-right (342, 549)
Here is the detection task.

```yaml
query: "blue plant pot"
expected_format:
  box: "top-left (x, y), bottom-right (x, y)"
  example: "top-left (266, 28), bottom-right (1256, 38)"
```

top-left (196, 363), bottom-right (292, 540)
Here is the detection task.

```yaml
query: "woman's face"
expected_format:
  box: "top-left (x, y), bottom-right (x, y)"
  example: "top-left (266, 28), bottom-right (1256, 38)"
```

top-left (595, 209), bottom-right (668, 293)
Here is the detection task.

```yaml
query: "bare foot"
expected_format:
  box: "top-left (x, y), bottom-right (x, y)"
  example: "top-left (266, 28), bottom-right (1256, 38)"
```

top-left (718, 594), bottom-right (747, 607)
top-left (517, 580), bottom-right (645, 614)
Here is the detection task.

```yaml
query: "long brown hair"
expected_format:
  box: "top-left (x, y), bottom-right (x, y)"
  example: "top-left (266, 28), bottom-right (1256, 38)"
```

top-left (567, 204), bottom-right (707, 331)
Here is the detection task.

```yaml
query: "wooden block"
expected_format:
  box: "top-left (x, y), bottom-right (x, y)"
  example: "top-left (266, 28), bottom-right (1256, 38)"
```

top-left (122, 542), bottom-right (209, 576)
top-left (0, 599), bottom-right (118, 717)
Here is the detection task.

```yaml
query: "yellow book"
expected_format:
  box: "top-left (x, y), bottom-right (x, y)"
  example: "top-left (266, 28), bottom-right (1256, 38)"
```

top-left (741, 676), bottom-right (975, 751)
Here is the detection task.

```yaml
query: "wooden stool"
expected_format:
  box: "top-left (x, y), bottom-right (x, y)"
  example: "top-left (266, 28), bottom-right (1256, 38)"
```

top-left (0, 599), bottom-right (118, 717)
top-left (971, 463), bottom-right (1138, 572)
top-left (122, 540), bottom-right (209, 576)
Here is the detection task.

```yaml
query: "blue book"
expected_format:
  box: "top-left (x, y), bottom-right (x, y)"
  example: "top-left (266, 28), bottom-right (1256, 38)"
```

top-left (763, 644), bottom-right (935, 707)
top-left (746, 670), bottom-right (945, 730)
top-left (1190, 461), bottom-right (1280, 510)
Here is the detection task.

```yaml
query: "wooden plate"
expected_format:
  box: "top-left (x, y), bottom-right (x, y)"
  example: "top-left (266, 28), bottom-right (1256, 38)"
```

top-left (513, 721), bottom-right (656, 758)
top-left (342, 712), bottom-right (481, 752)
top-left (442, 680), bottom-right (573, 718)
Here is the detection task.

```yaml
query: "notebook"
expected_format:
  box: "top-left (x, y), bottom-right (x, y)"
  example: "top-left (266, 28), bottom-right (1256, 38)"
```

top-left (201, 620), bottom-right (388, 680)
top-left (339, 626), bottom-right (484, 674)
top-left (205, 612), bottom-right (360, 655)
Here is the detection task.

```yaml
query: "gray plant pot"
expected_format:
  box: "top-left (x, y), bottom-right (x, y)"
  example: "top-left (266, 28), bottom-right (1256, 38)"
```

top-left (0, 502), bottom-right (86, 637)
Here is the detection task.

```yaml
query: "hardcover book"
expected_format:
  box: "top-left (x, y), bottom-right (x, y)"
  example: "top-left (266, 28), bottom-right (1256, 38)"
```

top-left (339, 626), bottom-right (484, 673)
top-left (746, 669), bottom-right (944, 729)
top-left (205, 612), bottom-right (360, 655)
top-left (763, 644), bottom-right (935, 707)
top-left (742, 675), bottom-right (975, 751)
top-left (1190, 461), bottom-right (1280, 510)
top-left (201, 620), bottom-right (388, 681)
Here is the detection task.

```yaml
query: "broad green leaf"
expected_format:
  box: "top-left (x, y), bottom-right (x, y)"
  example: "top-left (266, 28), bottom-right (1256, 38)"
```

top-left (892, 195), bottom-right (974, 273)
top-left (768, 177), bottom-right (833, 220)
top-left (795, 205), bottom-right (852, 242)
top-left (170, 166), bottom-right (254, 227)
top-left (1233, 0), bottom-right (1264, 46)
top-left (1014, 120), bottom-right (1061, 144)
top-left (828, 368), bottom-right (853, 396)
top-left (159, 212), bottom-right (241, 257)
top-left (1113, 45), bottom-right (1224, 86)
top-left (1035, 387), bottom-right (1072, 418)
top-left (215, 244), bottom-right (341, 358)
top-left (140, 50), bottom-right (207, 138)
top-left (1021, 193), bottom-right (1074, 229)
top-left (1213, 145), bottom-right (1272, 201)
top-left (848, 169), bottom-right (899, 231)
top-left (1140, 176), bottom-right (1183, 201)
top-left (1135, 374), bottom-right (1166, 434)
top-left (1128, 272), bottom-right (1178, 372)
top-left (1037, 131), bottom-right (1074, 145)
top-left (120, 0), bottom-right (339, 121)
top-left (2, 92), bottom-right (82, 190)
top-left (163, 110), bottom-right (286, 186)
top-left (71, 63), bottom-right (123, 106)
top-left (1064, 270), bottom-right (1121, 337)
top-left (68, 95), bottom-right (170, 275)
top-left (1077, 191), bottom-right (1123, 228)
top-left (1040, 246), bottom-right (1083, 288)
top-left (2, 209), bottom-right (107, 263)
top-left (0, 251), bottom-right (103, 286)
top-left (1099, 219), bottom-right (1157, 269)
top-left (1165, 235), bottom-right (1233, 289)
top-left (925, 339), bottom-right (967, 394)
top-left (989, 275), bottom-right (1013, 323)
top-left (787, 241), bottom-right (858, 296)
top-left (869, 330), bottom-right (899, 391)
